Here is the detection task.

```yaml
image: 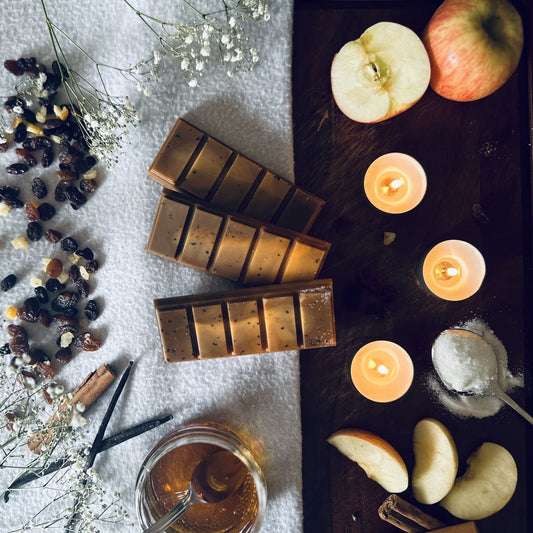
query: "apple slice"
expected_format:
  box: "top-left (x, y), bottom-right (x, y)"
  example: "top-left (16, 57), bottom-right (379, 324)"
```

top-left (328, 429), bottom-right (408, 492)
top-left (441, 442), bottom-right (517, 520)
top-left (412, 418), bottom-right (458, 504)
top-left (331, 22), bottom-right (430, 123)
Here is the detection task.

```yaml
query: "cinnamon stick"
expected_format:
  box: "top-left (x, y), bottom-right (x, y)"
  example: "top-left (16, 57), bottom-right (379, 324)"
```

top-left (429, 524), bottom-right (478, 533)
top-left (28, 364), bottom-right (116, 454)
top-left (378, 495), bottom-right (447, 532)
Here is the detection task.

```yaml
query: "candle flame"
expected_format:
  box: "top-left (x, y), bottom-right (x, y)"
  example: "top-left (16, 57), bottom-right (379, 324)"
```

top-left (435, 261), bottom-right (460, 281)
top-left (377, 364), bottom-right (389, 375)
top-left (380, 177), bottom-right (404, 196)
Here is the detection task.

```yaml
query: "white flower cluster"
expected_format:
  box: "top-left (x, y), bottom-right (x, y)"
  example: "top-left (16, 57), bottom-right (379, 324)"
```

top-left (75, 91), bottom-right (139, 168)
top-left (0, 364), bottom-right (130, 531)
top-left (133, 0), bottom-right (270, 87)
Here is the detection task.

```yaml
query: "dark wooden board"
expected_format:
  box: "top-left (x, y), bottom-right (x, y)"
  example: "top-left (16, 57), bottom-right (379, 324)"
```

top-left (292, 1), bottom-right (533, 532)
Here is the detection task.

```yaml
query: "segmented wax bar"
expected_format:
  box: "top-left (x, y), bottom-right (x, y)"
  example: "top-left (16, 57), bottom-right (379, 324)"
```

top-left (154, 279), bottom-right (336, 362)
top-left (148, 118), bottom-right (324, 232)
top-left (146, 190), bottom-right (330, 285)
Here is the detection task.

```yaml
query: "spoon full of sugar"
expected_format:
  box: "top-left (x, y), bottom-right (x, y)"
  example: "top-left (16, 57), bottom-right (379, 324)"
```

top-left (432, 328), bottom-right (533, 425)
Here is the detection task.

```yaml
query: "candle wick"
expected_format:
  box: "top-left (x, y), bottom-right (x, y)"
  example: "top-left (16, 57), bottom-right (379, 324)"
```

top-left (380, 177), bottom-right (404, 196)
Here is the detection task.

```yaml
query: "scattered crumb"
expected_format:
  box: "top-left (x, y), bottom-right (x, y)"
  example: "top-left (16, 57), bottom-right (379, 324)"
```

top-left (4, 306), bottom-right (17, 319)
top-left (11, 236), bottom-right (29, 249)
top-left (383, 232), bottom-right (396, 246)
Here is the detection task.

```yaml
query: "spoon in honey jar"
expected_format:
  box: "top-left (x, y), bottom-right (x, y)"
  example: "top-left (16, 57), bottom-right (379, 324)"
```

top-left (144, 450), bottom-right (248, 533)
top-left (432, 328), bottom-right (533, 425)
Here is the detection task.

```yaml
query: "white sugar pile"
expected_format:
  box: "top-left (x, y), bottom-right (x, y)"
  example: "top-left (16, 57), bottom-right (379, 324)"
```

top-left (428, 318), bottom-right (523, 418)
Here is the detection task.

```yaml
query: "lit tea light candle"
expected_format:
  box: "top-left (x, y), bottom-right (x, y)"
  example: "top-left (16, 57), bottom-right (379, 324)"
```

top-left (422, 240), bottom-right (486, 301)
top-left (350, 341), bottom-right (414, 403)
top-left (364, 152), bottom-right (426, 214)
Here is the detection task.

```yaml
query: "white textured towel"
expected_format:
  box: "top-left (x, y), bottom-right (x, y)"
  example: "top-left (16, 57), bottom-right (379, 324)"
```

top-left (0, 1), bottom-right (302, 531)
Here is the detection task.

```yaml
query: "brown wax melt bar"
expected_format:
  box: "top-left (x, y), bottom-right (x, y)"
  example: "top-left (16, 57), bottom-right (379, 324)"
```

top-left (148, 117), bottom-right (324, 232)
top-left (154, 279), bottom-right (336, 362)
top-left (146, 190), bottom-right (330, 285)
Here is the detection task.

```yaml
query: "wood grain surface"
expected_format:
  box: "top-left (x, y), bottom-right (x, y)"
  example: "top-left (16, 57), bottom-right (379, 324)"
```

top-left (292, 1), bottom-right (533, 532)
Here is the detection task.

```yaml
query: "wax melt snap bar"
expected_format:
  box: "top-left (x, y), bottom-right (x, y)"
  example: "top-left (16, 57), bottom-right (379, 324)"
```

top-left (146, 190), bottom-right (330, 285)
top-left (154, 279), bottom-right (336, 362)
top-left (148, 117), bottom-right (325, 232)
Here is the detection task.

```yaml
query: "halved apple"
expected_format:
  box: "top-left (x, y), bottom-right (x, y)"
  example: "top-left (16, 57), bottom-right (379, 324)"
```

top-left (331, 22), bottom-right (431, 123)
top-left (441, 442), bottom-right (517, 520)
top-left (328, 428), bottom-right (408, 493)
top-left (412, 418), bottom-right (458, 504)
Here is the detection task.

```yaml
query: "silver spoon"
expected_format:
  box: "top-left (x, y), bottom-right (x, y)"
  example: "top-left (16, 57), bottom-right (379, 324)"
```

top-left (432, 328), bottom-right (533, 425)
top-left (144, 450), bottom-right (248, 533)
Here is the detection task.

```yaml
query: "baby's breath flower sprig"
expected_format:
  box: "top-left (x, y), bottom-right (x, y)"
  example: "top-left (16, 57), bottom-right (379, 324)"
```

top-left (0, 362), bottom-right (130, 531)
top-left (38, 0), bottom-right (155, 167)
top-left (121, 0), bottom-right (269, 86)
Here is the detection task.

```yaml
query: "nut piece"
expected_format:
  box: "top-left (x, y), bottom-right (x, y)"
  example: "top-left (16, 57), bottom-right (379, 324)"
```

top-left (11, 236), bottom-right (29, 249)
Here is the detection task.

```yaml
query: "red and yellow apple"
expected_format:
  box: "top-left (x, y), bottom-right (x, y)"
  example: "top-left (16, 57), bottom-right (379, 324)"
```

top-left (331, 22), bottom-right (431, 123)
top-left (423, 0), bottom-right (523, 101)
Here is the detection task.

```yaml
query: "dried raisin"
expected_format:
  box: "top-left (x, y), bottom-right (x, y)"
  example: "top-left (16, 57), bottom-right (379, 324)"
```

top-left (3, 95), bottom-right (24, 112)
top-left (38, 309), bottom-right (52, 328)
top-left (84, 300), bottom-right (99, 321)
top-left (74, 332), bottom-right (101, 351)
top-left (54, 181), bottom-right (69, 202)
top-left (51, 291), bottom-right (79, 312)
top-left (26, 221), bottom-right (43, 241)
top-left (76, 279), bottom-right (90, 298)
top-left (34, 285), bottom-right (49, 303)
top-left (41, 148), bottom-right (54, 168)
top-left (44, 229), bottom-right (62, 243)
top-left (45, 278), bottom-right (65, 293)
top-left (7, 324), bottom-right (26, 338)
top-left (22, 136), bottom-right (52, 151)
top-left (31, 177), bottom-right (48, 199)
top-left (15, 148), bottom-right (37, 166)
top-left (46, 258), bottom-right (63, 278)
top-left (84, 259), bottom-right (99, 273)
top-left (65, 186), bottom-right (86, 208)
top-left (37, 203), bottom-right (56, 221)
top-left (17, 297), bottom-right (40, 322)
top-left (0, 185), bottom-right (20, 201)
top-left (74, 156), bottom-right (97, 173)
top-left (69, 264), bottom-right (80, 283)
top-left (4, 59), bottom-right (24, 76)
top-left (9, 335), bottom-right (29, 356)
top-left (61, 237), bottom-right (78, 253)
top-left (25, 202), bottom-right (40, 221)
top-left (16, 57), bottom-right (37, 72)
top-left (6, 163), bottom-right (29, 174)
top-left (55, 347), bottom-right (72, 365)
top-left (13, 122), bottom-right (27, 143)
top-left (52, 60), bottom-right (69, 80)
top-left (1, 273), bottom-right (17, 291)
top-left (0, 343), bottom-right (10, 356)
top-left (79, 178), bottom-right (97, 193)
top-left (76, 247), bottom-right (94, 260)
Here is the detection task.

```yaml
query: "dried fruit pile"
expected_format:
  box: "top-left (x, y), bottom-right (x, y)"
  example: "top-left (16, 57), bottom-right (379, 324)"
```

top-left (1, 57), bottom-right (103, 392)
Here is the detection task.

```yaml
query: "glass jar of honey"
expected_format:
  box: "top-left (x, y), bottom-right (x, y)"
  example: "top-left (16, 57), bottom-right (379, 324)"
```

top-left (135, 422), bottom-right (267, 532)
